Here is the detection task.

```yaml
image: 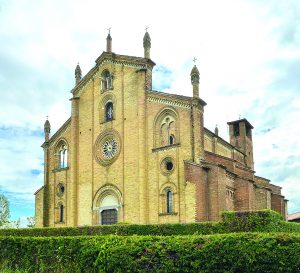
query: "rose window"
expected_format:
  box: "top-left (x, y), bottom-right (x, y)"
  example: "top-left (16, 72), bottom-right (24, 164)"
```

top-left (102, 138), bottom-right (118, 159)
top-left (94, 130), bottom-right (121, 166)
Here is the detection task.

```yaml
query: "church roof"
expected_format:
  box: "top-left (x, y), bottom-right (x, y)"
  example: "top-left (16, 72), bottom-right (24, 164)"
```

top-left (287, 212), bottom-right (300, 221)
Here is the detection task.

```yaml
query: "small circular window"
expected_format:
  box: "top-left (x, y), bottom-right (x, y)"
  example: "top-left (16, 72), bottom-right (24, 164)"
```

top-left (56, 183), bottom-right (65, 197)
top-left (161, 157), bottom-right (175, 175)
top-left (166, 161), bottom-right (173, 171)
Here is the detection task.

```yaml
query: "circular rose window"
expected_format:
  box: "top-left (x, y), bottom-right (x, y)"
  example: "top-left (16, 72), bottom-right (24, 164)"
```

top-left (94, 130), bottom-right (121, 166)
top-left (102, 138), bottom-right (118, 159)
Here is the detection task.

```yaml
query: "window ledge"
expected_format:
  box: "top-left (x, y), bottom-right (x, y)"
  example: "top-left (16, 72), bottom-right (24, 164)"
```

top-left (100, 118), bottom-right (115, 125)
top-left (159, 212), bottom-right (178, 216)
top-left (152, 143), bottom-right (180, 153)
top-left (52, 167), bottom-right (69, 173)
top-left (101, 87), bottom-right (114, 93)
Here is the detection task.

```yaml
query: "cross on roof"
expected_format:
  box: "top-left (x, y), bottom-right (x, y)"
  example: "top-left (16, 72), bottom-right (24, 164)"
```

top-left (107, 27), bottom-right (111, 34)
top-left (193, 57), bottom-right (197, 63)
top-left (145, 26), bottom-right (149, 32)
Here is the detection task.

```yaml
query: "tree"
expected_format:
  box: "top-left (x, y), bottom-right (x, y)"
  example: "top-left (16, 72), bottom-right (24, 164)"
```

top-left (27, 216), bottom-right (36, 228)
top-left (0, 193), bottom-right (10, 227)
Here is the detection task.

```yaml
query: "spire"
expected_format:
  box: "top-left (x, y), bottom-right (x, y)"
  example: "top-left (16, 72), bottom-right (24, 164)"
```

top-left (75, 63), bottom-right (82, 85)
top-left (106, 28), bottom-right (112, 53)
top-left (191, 59), bottom-right (200, 98)
top-left (143, 27), bottom-right (151, 59)
top-left (44, 117), bottom-right (51, 142)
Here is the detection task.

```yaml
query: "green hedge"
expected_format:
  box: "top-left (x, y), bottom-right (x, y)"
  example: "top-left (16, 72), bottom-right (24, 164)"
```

top-left (0, 210), bottom-right (299, 237)
top-left (0, 221), bottom-right (224, 237)
top-left (221, 209), bottom-right (284, 232)
top-left (222, 210), bottom-right (300, 233)
top-left (1, 233), bottom-right (300, 273)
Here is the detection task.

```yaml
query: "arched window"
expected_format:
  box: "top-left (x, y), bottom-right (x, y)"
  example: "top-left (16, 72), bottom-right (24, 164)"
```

top-left (101, 70), bottom-right (112, 91)
top-left (105, 102), bottom-right (113, 122)
top-left (92, 184), bottom-right (123, 225)
top-left (169, 134), bottom-right (175, 145)
top-left (166, 190), bottom-right (173, 213)
top-left (160, 118), bottom-right (176, 146)
top-left (59, 204), bottom-right (64, 223)
top-left (59, 144), bottom-right (68, 168)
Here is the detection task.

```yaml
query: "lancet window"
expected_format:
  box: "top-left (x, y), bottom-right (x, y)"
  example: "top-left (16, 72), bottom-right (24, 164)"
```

top-left (59, 144), bottom-right (68, 169)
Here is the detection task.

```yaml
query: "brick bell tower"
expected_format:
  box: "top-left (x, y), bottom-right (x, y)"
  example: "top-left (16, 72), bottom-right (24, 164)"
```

top-left (227, 119), bottom-right (254, 169)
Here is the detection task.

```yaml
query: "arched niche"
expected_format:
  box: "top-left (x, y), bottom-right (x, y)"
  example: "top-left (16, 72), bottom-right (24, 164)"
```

top-left (92, 184), bottom-right (123, 225)
top-left (153, 107), bottom-right (180, 148)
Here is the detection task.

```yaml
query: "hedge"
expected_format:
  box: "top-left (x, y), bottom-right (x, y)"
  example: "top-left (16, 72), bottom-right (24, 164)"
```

top-left (0, 221), bottom-right (224, 237)
top-left (1, 233), bottom-right (300, 273)
top-left (0, 210), bottom-right (299, 237)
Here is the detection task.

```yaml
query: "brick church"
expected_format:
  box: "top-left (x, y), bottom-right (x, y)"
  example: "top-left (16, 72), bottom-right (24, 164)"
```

top-left (35, 31), bottom-right (287, 227)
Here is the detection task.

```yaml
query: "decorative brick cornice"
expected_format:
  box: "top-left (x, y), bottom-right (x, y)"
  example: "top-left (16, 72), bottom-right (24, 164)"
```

top-left (148, 95), bottom-right (192, 109)
top-left (147, 90), bottom-right (206, 110)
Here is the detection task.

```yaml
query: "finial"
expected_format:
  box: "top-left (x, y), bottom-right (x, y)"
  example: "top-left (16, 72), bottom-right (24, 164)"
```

top-left (145, 26), bottom-right (149, 32)
top-left (106, 28), bottom-right (112, 53)
top-left (191, 63), bottom-right (200, 98)
top-left (214, 124), bottom-right (219, 136)
top-left (75, 63), bottom-right (82, 84)
top-left (143, 29), bottom-right (151, 59)
top-left (193, 57), bottom-right (197, 63)
top-left (44, 116), bottom-right (51, 141)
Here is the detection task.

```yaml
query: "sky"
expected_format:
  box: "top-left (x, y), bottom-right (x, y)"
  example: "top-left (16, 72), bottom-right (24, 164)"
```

top-left (0, 0), bottom-right (299, 221)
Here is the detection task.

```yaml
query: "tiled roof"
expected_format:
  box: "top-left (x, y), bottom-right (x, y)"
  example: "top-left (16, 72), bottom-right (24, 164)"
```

top-left (287, 212), bottom-right (300, 221)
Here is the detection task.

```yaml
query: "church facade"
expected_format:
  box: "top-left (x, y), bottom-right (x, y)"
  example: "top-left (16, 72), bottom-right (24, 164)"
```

top-left (35, 32), bottom-right (287, 227)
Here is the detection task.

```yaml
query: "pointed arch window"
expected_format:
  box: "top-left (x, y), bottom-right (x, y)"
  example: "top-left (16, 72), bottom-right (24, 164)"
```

top-left (166, 190), bottom-right (173, 213)
top-left (105, 102), bottom-right (114, 122)
top-left (101, 70), bottom-right (113, 91)
top-left (59, 144), bottom-right (68, 169)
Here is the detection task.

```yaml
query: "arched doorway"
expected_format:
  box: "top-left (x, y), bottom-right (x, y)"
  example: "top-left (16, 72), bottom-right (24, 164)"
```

top-left (99, 194), bottom-right (119, 225)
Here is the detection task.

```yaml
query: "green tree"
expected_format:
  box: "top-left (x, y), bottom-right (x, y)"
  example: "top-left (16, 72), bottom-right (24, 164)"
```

top-left (27, 216), bottom-right (35, 228)
top-left (0, 193), bottom-right (10, 227)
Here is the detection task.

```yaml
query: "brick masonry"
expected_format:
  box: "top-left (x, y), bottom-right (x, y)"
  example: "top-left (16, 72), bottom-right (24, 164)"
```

top-left (35, 36), bottom-right (287, 227)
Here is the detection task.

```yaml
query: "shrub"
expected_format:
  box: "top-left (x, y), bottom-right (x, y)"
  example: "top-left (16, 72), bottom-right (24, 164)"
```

top-left (221, 209), bottom-right (284, 232)
top-left (0, 221), bottom-right (225, 237)
top-left (0, 210), bottom-right (299, 237)
top-left (1, 233), bottom-right (300, 272)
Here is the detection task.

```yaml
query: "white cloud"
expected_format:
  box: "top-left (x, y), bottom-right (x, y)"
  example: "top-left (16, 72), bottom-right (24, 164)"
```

top-left (0, 0), bottom-right (299, 218)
